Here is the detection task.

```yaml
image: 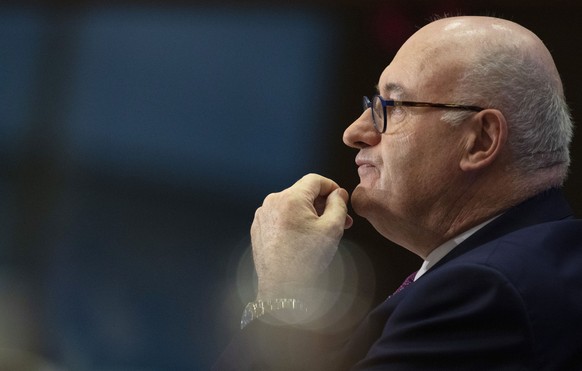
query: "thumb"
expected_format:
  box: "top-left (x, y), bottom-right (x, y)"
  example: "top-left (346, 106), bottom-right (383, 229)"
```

top-left (321, 188), bottom-right (353, 230)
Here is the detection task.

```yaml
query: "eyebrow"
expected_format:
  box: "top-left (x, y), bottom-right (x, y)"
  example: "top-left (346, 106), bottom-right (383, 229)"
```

top-left (376, 82), bottom-right (409, 99)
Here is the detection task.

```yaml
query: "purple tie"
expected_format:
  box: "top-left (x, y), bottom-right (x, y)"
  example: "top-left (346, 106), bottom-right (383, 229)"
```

top-left (393, 271), bottom-right (418, 295)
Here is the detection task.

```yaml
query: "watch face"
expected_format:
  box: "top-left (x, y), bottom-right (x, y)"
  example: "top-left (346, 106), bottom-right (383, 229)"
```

top-left (241, 302), bottom-right (260, 329)
top-left (240, 299), bottom-right (308, 329)
top-left (241, 309), bottom-right (253, 328)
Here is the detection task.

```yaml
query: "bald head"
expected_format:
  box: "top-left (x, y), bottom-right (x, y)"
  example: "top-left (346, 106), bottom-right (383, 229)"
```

top-left (411, 16), bottom-right (563, 93)
top-left (401, 16), bottom-right (572, 190)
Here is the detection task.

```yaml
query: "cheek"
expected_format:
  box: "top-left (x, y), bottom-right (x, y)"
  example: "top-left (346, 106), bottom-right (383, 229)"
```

top-left (414, 138), bottom-right (464, 191)
top-left (381, 128), bottom-right (460, 200)
top-left (378, 133), bottom-right (417, 187)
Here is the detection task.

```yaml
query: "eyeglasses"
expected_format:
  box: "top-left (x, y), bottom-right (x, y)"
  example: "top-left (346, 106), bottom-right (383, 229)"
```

top-left (363, 95), bottom-right (485, 133)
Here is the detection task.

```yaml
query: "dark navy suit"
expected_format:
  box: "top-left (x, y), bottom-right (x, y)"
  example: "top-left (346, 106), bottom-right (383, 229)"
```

top-left (215, 189), bottom-right (582, 370)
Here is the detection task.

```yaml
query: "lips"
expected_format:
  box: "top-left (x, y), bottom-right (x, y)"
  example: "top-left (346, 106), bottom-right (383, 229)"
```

top-left (355, 153), bottom-right (376, 168)
top-left (355, 153), bottom-right (379, 181)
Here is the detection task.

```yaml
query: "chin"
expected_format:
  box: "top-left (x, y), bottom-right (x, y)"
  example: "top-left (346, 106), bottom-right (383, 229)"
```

top-left (351, 184), bottom-right (397, 223)
top-left (350, 185), bottom-right (373, 217)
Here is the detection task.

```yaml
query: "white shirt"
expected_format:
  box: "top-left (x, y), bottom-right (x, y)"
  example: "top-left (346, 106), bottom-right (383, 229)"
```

top-left (414, 216), bottom-right (500, 281)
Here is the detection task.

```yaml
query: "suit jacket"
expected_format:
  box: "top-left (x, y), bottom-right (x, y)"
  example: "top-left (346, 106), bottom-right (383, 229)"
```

top-left (214, 188), bottom-right (582, 370)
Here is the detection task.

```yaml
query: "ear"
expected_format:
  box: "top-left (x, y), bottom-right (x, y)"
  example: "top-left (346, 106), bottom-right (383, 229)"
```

top-left (460, 109), bottom-right (508, 172)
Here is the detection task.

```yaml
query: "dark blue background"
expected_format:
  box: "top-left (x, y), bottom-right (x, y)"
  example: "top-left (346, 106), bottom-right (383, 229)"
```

top-left (1, 2), bottom-right (581, 370)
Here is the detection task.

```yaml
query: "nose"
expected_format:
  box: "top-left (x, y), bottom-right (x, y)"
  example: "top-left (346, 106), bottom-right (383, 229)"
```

top-left (343, 109), bottom-right (382, 149)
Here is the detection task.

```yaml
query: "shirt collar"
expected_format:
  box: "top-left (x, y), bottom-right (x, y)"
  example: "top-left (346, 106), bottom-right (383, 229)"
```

top-left (414, 216), bottom-right (500, 281)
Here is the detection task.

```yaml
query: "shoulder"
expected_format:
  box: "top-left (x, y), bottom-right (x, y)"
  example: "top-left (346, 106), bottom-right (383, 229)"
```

top-left (454, 219), bottom-right (582, 283)
top-left (419, 219), bottom-right (582, 312)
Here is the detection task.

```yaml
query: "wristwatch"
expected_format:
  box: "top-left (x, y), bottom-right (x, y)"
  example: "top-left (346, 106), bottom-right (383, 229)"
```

top-left (240, 298), bottom-right (308, 329)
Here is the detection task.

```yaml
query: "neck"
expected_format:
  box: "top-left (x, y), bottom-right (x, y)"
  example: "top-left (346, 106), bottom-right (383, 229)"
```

top-left (406, 171), bottom-right (532, 259)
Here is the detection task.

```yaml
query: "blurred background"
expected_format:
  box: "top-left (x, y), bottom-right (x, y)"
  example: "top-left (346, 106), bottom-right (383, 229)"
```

top-left (1, 0), bottom-right (581, 370)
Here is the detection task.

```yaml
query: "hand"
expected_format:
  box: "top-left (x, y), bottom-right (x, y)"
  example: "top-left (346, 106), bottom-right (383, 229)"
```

top-left (251, 174), bottom-right (353, 300)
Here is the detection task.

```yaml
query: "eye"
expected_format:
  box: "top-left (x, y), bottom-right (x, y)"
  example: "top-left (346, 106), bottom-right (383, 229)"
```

top-left (387, 106), bottom-right (407, 124)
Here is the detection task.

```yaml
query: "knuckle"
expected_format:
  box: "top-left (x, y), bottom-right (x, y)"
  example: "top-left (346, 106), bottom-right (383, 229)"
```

top-left (300, 173), bottom-right (318, 183)
top-left (262, 192), bottom-right (280, 206)
top-left (254, 206), bottom-right (262, 219)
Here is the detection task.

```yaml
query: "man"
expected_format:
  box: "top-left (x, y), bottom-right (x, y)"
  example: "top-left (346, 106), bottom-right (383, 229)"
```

top-left (215, 16), bottom-right (582, 370)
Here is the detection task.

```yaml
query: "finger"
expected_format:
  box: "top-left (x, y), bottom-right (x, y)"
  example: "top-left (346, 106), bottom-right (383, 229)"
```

top-left (345, 214), bottom-right (354, 229)
top-left (329, 188), bottom-right (353, 229)
top-left (320, 188), bottom-right (350, 230)
top-left (293, 173), bottom-right (341, 202)
top-left (314, 195), bottom-right (327, 216)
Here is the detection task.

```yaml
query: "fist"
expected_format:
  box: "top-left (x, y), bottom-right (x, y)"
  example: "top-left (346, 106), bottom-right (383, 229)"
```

top-left (251, 174), bottom-right (353, 300)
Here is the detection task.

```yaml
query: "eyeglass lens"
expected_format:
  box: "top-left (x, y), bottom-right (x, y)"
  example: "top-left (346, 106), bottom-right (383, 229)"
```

top-left (372, 96), bottom-right (385, 133)
top-left (363, 96), bottom-right (384, 133)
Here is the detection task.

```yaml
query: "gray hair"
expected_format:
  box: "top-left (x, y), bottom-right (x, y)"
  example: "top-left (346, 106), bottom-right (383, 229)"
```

top-left (442, 42), bottom-right (574, 184)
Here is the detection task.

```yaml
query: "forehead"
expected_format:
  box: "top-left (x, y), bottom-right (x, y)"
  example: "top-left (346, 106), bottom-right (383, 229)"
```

top-left (377, 35), bottom-right (465, 100)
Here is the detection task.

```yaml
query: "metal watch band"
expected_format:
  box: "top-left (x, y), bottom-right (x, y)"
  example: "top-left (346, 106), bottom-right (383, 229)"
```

top-left (240, 298), bottom-right (308, 329)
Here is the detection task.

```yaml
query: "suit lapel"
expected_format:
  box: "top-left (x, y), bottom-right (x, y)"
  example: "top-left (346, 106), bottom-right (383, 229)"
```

top-left (431, 187), bottom-right (574, 272)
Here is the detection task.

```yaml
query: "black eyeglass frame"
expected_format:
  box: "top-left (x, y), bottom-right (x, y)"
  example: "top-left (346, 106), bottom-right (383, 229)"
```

top-left (363, 95), bottom-right (485, 133)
